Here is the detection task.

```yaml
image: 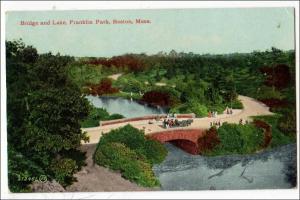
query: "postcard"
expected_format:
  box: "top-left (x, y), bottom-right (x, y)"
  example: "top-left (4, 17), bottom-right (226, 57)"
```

top-left (1, 2), bottom-right (298, 199)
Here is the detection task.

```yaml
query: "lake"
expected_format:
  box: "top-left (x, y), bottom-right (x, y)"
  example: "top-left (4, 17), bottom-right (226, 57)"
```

top-left (86, 95), bottom-right (166, 118)
top-left (153, 143), bottom-right (296, 190)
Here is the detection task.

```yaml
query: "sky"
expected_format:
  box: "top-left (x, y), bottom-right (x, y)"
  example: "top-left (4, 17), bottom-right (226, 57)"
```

top-left (5, 8), bottom-right (295, 57)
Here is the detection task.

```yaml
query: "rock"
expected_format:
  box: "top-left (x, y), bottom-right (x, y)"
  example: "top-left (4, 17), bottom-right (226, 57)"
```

top-left (30, 180), bottom-right (65, 192)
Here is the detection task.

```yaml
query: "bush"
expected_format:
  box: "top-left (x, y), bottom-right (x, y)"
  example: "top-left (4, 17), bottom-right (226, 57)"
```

top-left (256, 86), bottom-right (284, 100)
top-left (278, 110), bottom-right (296, 135)
top-left (89, 78), bottom-right (119, 96)
top-left (94, 142), bottom-right (159, 187)
top-left (253, 119), bottom-right (272, 148)
top-left (81, 106), bottom-right (124, 128)
top-left (226, 99), bottom-right (244, 109)
top-left (108, 113), bottom-right (125, 120)
top-left (8, 147), bottom-right (45, 192)
top-left (198, 127), bottom-right (220, 154)
top-left (210, 123), bottom-right (264, 155)
top-left (252, 115), bottom-right (295, 148)
top-left (93, 125), bottom-right (167, 187)
top-left (138, 139), bottom-right (168, 164)
top-left (97, 125), bottom-right (167, 164)
top-left (187, 101), bottom-right (208, 117)
top-left (50, 158), bottom-right (78, 187)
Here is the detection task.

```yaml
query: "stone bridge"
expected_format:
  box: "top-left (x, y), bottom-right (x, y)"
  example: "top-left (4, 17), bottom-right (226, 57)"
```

top-left (147, 129), bottom-right (206, 155)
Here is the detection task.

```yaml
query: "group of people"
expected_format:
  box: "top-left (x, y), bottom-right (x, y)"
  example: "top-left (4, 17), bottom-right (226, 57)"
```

top-left (163, 118), bottom-right (179, 129)
top-left (210, 121), bottom-right (222, 127)
top-left (226, 107), bottom-right (233, 115)
top-left (239, 118), bottom-right (249, 125)
top-left (208, 111), bottom-right (218, 118)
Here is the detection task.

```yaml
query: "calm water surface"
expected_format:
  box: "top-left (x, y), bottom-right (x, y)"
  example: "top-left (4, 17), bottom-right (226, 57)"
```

top-left (86, 95), bottom-right (166, 118)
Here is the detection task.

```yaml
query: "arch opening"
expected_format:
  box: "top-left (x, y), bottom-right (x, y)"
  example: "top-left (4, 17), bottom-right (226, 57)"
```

top-left (169, 139), bottom-right (199, 155)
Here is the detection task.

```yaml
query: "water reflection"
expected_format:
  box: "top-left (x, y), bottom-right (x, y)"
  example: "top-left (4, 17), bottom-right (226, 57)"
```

top-left (86, 95), bottom-right (166, 118)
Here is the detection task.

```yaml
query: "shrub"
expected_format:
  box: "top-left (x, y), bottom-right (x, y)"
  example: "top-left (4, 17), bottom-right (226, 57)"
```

top-left (138, 139), bottom-right (168, 164)
top-left (94, 142), bottom-right (159, 187)
top-left (256, 86), bottom-right (284, 100)
top-left (187, 100), bottom-right (208, 117)
top-left (50, 158), bottom-right (78, 187)
top-left (89, 78), bottom-right (119, 96)
top-left (81, 106), bottom-right (124, 128)
top-left (93, 125), bottom-right (167, 187)
top-left (251, 115), bottom-right (295, 148)
top-left (97, 125), bottom-right (167, 164)
top-left (278, 110), bottom-right (296, 135)
top-left (141, 91), bottom-right (172, 107)
top-left (108, 113), bottom-right (125, 120)
top-left (226, 99), bottom-right (244, 109)
top-left (210, 123), bottom-right (264, 155)
top-left (253, 119), bottom-right (272, 148)
top-left (198, 127), bottom-right (220, 154)
top-left (8, 147), bottom-right (45, 192)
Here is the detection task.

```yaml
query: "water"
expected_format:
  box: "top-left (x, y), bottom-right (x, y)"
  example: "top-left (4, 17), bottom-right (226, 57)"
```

top-left (86, 95), bottom-right (166, 118)
top-left (153, 143), bottom-right (296, 190)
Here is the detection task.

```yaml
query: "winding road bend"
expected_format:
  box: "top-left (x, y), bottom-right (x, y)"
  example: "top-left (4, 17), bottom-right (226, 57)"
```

top-left (82, 95), bottom-right (274, 144)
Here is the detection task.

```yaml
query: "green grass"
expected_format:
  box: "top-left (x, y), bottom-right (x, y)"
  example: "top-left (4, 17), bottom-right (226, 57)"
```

top-left (251, 115), bottom-right (296, 148)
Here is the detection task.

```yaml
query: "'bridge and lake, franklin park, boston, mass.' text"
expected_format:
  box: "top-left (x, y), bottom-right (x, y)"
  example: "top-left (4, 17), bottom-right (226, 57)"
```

top-left (19, 19), bottom-right (151, 26)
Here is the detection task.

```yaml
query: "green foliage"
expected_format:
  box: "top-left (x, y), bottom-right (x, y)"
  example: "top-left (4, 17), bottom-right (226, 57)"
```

top-left (8, 146), bottom-right (45, 192)
top-left (252, 115), bottom-right (295, 148)
top-left (6, 40), bottom-right (89, 191)
top-left (256, 86), bottom-right (284, 100)
top-left (278, 110), bottom-right (296, 135)
top-left (209, 123), bottom-right (264, 155)
top-left (81, 105), bottom-right (124, 128)
top-left (187, 100), bottom-right (208, 117)
top-left (228, 99), bottom-right (244, 109)
top-left (97, 125), bottom-right (167, 164)
top-left (94, 125), bottom-right (167, 187)
top-left (114, 74), bottom-right (146, 93)
top-left (50, 158), bottom-right (78, 187)
top-left (67, 63), bottom-right (114, 90)
top-left (94, 142), bottom-right (159, 187)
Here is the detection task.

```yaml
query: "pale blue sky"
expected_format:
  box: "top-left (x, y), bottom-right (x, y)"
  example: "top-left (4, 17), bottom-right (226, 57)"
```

top-left (6, 8), bottom-right (295, 57)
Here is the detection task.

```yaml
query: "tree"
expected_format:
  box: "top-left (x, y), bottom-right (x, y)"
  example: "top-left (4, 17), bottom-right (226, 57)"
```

top-left (6, 40), bottom-right (90, 191)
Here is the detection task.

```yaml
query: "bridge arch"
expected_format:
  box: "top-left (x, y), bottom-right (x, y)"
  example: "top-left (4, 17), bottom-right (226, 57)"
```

top-left (147, 129), bottom-right (206, 154)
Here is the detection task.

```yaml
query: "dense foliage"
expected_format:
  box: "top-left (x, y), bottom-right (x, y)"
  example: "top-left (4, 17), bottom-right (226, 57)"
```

top-left (6, 40), bottom-right (90, 192)
top-left (6, 39), bottom-right (296, 191)
top-left (88, 78), bottom-right (119, 96)
top-left (197, 127), bottom-right (220, 154)
top-left (81, 106), bottom-right (124, 128)
top-left (252, 115), bottom-right (296, 148)
top-left (94, 142), bottom-right (159, 187)
top-left (94, 125), bottom-right (167, 186)
top-left (207, 123), bottom-right (264, 155)
top-left (71, 47), bottom-right (295, 121)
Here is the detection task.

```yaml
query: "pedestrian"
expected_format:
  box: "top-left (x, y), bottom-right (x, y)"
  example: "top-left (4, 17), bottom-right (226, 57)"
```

top-left (239, 118), bottom-right (243, 125)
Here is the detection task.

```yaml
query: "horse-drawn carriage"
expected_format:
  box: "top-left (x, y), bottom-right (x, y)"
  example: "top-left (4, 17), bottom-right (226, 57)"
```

top-left (163, 118), bottom-right (193, 128)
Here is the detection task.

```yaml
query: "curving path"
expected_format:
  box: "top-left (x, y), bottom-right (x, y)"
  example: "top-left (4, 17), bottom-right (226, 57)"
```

top-left (82, 95), bottom-right (274, 144)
